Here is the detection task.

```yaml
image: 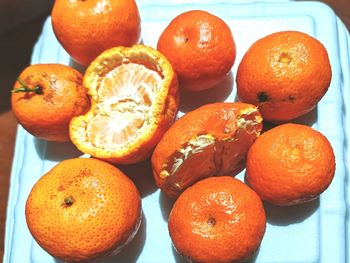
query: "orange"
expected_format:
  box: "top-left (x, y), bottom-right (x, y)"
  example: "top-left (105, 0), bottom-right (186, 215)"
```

top-left (151, 102), bottom-right (262, 198)
top-left (157, 10), bottom-right (236, 92)
top-left (25, 158), bottom-right (141, 262)
top-left (11, 64), bottom-right (90, 142)
top-left (169, 176), bottom-right (266, 263)
top-left (246, 123), bottom-right (336, 206)
top-left (51, 0), bottom-right (141, 66)
top-left (70, 45), bottom-right (179, 164)
top-left (236, 31), bottom-right (332, 122)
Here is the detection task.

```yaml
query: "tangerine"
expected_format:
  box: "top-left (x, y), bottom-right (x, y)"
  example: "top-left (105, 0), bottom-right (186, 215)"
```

top-left (11, 64), bottom-right (90, 142)
top-left (157, 10), bottom-right (236, 91)
top-left (246, 123), bottom-right (336, 206)
top-left (25, 158), bottom-right (142, 262)
top-left (51, 0), bottom-right (141, 66)
top-left (236, 31), bottom-right (332, 122)
top-left (151, 102), bottom-right (262, 198)
top-left (169, 176), bottom-right (266, 263)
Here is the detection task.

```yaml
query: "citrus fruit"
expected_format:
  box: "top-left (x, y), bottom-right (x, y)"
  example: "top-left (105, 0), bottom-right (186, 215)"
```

top-left (25, 158), bottom-right (142, 262)
top-left (157, 10), bottom-right (236, 91)
top-left (70, 45), bottom-right (179, 164)
top-left (151, 102), bottom-right (262, 198)
top-left (11, 64), bottom-right (90, 142)
top-left (51, 0), bottom-right (141, 66)
top-left (246, 123), bottom-right (336, 206)
top-left (169, 176), bottom-right (266, 263)
top-left (236, 31), bottom-right (332, 122)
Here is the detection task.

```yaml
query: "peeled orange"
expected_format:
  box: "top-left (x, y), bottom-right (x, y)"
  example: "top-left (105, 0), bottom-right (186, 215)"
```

top-left (70, 45), bottom-right (179, 164)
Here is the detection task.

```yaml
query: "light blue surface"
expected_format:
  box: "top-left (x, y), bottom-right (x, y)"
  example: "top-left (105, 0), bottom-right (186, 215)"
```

top-left (4, 1), bottom-right (350, 262)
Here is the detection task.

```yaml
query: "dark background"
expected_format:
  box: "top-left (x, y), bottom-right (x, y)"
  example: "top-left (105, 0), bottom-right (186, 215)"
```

top-left (0, 0), bottom-right (349, 260)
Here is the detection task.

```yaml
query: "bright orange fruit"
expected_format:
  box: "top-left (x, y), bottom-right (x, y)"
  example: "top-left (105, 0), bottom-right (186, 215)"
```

top-left (157, 10), bottom-right (236, 91)
top-left (246, 123), bottom-right (336, 206)
top-left (169, 176), bottom-right (266, 263)
top-left (151, 102), bottom-right (262, 198)
top-left (237, 31), bottom-right (332, 122)
top-left (51, 0), bottom-right (141, 66)
top-left (25, 158), bottom-right (142, 262)
top-left (11, 64), bottom-right (90, 142)
top-left (70, 45), bottom-right (179, 164)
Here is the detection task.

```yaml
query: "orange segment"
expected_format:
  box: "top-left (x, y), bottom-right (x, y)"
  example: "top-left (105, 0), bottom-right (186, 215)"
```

top-left (70, 45), bottom-right (179, 164)
top-left (86, 63), bottom-right (162, 150)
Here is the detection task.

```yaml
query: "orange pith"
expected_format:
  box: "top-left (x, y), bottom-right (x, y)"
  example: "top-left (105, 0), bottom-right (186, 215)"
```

top-left (236, 30), bottom-right (331, 122)
top-left (25, 158), bottom-right (142, 262)
top-left (246, 123), bottom-right (336, 206)
top-left (169, 176), bottom-right (266, 263)
top-left (70, 45), bottom-right (179, 164)
top-left (151, 102), bottom-right (263, 198)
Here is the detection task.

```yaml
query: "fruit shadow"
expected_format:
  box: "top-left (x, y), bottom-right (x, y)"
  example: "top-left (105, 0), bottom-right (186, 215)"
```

top-left (34, 139), bottom-right (84, 162)
top-left (170, 237), bottom-right (262, 263)
top-left (68, 57), bottom-right (86, 73)
top-left (243, 247), bottom-right (261, 263)
top-left (243, 175), bottom-right (319, 225)
top-left (231, 93), bottom-right (318, 131)
top-left (104, 212), bottom-right (147, 263)
top-left (159, 191), bottom-right (177, 222)
top-left (264, 198), bottom-right (320, 226)
top-left (53, 212), bottom-right (147, 263)
top-left (179, 71), bottom-right (234, 114)
top-left (117, 158), bottom-right (158, 198)
top-left (172, 246), bottom-right (187, 263)
top-left (262, 107), bottom-right (318, 131)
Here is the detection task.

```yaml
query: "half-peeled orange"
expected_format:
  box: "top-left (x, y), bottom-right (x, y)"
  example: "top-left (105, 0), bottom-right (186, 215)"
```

top-left (151, 102), bottom-right (263, 198)
top-left (70, 45), bottom-right (179, 164)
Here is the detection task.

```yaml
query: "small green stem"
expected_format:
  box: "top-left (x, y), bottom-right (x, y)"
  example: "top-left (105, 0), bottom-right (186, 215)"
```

top-left (11, 77), bottom-right (43, 94)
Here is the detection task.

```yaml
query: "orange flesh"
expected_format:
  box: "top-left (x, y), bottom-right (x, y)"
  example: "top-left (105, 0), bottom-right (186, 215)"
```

top-left (85, 63), bottom-right (162, 150)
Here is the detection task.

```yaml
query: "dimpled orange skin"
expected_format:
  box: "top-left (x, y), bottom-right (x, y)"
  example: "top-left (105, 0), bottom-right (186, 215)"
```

top-left (246, 123), bottom-right (336, 206)
top-left (11, 64), bottom-right (90, 142)
top-left (51, 0), bottom-right (141, 66)
top-left (151, 102), bottom-right (263, 198)
top-left (157, 10), bottom-right (236, 91)
top-left (169, 176), bottom-right (266, 263)
top-left (237, 31), bottom-right (331, 122)
top-left (25, 158), bottom-right (141, 262)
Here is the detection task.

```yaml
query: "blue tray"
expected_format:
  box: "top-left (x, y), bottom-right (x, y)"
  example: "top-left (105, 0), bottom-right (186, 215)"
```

top-left (4, 1), bottom-right (350, 262)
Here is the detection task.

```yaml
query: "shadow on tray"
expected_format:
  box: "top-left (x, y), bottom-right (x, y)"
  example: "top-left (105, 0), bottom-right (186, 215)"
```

top-left (264, 198), bottom-right (320, 226)
top-left (179, 71), bottom-right (234, 114)
top-left (34, 140), bottom-right (84, 161)
top-left (118, 158), bottom-right (158, 198)
top-left (53, 213), bottom-right (146, 263)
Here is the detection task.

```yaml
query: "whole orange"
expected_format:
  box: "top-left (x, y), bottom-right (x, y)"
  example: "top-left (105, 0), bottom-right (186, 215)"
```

top-left (157, 10), bottom-right (236, 91)
top-left (169, 176), bottom-right (266, 263)
top-left (70, 45), bottom-right (179, 164)
top-left (25, 158), bottom-right (142, 262)
top-left (237, 31), bottom-right (332, 122)
top-left (151, 102), bottom-right (262, 198)
top-left (246, 123), bottom-right (336, 206)
top-left (11, 64), bottom-right (90, 142)
top-left (51, 0), bottom-right (141, 66)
